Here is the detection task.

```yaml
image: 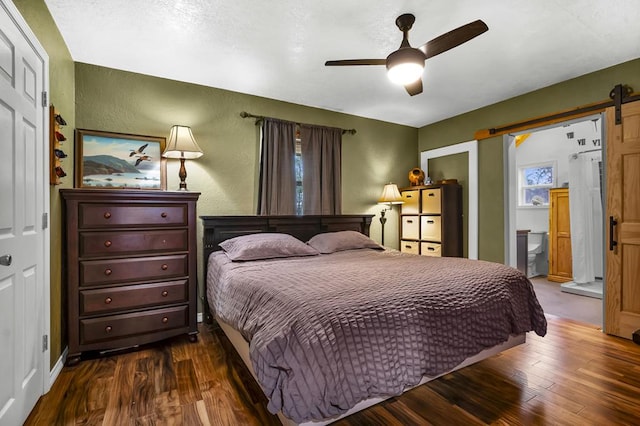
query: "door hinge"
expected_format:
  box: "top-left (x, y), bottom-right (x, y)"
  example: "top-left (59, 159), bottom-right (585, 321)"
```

top-left (42, 335), bottom-right (48, 352)
top-left (41, 91), bottom-right (48, 107)
top-left (42, 212), bottom-right (48, 230)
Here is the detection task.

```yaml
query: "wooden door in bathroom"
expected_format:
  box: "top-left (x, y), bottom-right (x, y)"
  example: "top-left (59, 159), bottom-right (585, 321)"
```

top-left (605, 101), bottom-right (640, 339)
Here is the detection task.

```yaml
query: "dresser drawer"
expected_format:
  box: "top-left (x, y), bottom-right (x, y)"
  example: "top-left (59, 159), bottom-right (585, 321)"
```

top-left (80, 279), bottom-right (188, 315)
top-left (80, 305), bottom-right (188, 344)
top-left (400, 240), bottom-right (419, 255)
top-left (80, 254), bottom-right (189, 286)
top-left (80, 229), bottom-right (188, 257)
top-left (401, 216), bottom-right (420, 239)
top-left (421, 242), bottom-right (442, 257)
top-left (421, 216), bottom-right (442, 242)
top-left (401, 190), bottom-right (420, 214)
top-left (79, 203), bottom-right (187, 228)
top-left (421, 188), bottom-right (442, 214)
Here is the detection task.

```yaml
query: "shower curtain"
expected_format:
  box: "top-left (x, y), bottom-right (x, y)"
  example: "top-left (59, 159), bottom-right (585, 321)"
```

top-left (568, 151), bottom-right (603, 283)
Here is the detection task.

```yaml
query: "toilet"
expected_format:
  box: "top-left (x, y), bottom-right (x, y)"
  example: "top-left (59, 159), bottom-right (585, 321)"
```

top-left (527, 232), bottom-right (547, 278)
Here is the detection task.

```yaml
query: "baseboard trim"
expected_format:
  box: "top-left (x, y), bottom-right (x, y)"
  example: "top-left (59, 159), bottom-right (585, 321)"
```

top-left (46, 346), bottom-right (68, 393)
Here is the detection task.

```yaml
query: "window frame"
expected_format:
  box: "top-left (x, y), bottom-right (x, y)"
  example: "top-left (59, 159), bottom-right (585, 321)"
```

top-left (517, 161), bottom-right (557, 208)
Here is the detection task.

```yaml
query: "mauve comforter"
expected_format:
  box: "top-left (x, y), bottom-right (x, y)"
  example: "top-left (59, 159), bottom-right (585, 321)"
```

top-left (206, 249), bottom-right (547, 423)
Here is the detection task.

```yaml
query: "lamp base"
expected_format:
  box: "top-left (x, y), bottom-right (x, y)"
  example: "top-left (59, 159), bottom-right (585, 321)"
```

top-left (178, 157), bottom-right (188, 191)
top-left (380, 209), bottom-right (387, 246)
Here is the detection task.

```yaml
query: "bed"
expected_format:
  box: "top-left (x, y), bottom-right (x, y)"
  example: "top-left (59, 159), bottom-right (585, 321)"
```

top-left (201, 215), bottom-right (547, 425)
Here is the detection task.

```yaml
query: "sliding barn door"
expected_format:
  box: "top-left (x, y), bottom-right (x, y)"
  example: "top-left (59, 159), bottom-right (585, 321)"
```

top-left (605, 101), bottom-right (640, 339)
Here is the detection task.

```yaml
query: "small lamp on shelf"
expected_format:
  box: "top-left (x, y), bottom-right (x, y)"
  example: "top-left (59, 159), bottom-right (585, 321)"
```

top-left (378, 183), bottom-right (404, 246)
top-left (162, 125), bottom-right (204, 191)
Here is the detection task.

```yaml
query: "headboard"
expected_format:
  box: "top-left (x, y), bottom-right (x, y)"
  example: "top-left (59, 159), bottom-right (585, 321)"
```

top-left (200, 214), bottom-right (373, 322)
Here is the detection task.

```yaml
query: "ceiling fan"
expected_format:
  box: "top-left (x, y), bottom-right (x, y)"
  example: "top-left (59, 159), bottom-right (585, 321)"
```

top-left (325, 14), bottom-right (488, 96)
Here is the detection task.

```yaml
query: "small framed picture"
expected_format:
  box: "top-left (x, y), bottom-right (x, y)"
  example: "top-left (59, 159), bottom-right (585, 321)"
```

top-left (75, 129), bottom-right (167, 189)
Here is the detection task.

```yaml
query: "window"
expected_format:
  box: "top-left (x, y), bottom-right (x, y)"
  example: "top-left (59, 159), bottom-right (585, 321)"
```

top-left (258, 119), bottom-right (341, 216)
top-left (294, 135), bottom-right (303, 215)
top-left (518, 162), bottom-right (555, 207)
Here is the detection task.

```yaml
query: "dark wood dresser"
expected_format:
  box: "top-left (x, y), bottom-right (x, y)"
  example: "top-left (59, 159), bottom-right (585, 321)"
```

top-left (61, 189), bottom-right (200, 365)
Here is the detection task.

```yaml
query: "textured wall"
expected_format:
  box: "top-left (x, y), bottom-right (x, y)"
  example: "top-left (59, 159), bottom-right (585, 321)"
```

top-left (74, 62), bottom-right (418, 313)
top-left (13, 0), bottom-right (76, 369)
top-left (419, 58), bottom-right (640, 262)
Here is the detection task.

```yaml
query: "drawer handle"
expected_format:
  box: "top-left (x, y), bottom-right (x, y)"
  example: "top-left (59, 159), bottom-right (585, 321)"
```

top-left (406, 194), bottom-right (412, 198)
top-left (405, 245), bottom-right (412, 249)
top-left (104, 240), bottom-right (112, 247)
top-left (428, 247), bottom-right (435, 251)
top-left (161, 212), bottom-right (167, 218)
top-left (427, 220), bottom-right (435, 224)
top-left (407, 220), bottom-right (413, 224)
top-left (162, 317), bottom-right (169, 324)
top-left (161, 264), bottom-right (168, 270)
top-left (105, 326), bottom-right (112, 333)
top-left (428, 193), bottom-right (435, 197)
top-left (104, 297), bottom-right (112, 304)
top-left (161, 291), bottom-right (168, 297)
top-left (104, 268), bottom-right (112, 276)
top-left (104, 212), bottom-right (111, 219)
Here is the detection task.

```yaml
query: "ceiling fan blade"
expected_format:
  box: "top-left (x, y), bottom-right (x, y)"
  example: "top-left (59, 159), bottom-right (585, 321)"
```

top-left (404, 79), bottom-right (423, 96)
top-left (325, 59), bottom-right (387, 66)
top-left (418, 20), bottom-right (488, 60)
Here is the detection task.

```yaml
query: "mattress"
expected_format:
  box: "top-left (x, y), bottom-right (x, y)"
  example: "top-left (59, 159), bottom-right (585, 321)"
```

top-left (206, 248), bottom-right (547, 423)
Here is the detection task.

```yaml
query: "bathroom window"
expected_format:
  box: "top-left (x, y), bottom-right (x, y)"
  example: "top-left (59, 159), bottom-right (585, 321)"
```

top-left (518, 162), bottom-right (556, 207)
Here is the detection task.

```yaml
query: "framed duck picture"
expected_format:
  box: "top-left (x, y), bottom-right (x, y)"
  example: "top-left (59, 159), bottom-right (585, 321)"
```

top-left (75, 129), bottom-right (167, 189)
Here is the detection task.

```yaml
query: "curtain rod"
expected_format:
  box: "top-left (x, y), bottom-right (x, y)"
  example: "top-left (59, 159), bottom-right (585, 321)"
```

top-left (571, 148), bottom-right (602, 160)
top-left (575, 148), bottom-right (601, 156)
top-left (239, 111), bottom-right (357, 135)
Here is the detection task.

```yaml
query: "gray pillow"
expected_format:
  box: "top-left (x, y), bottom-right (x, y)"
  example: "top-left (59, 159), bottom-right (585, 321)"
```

top-left (219, 233), bottom-right (319, 261)
top-left (307, 230), bottom-right (383, 254)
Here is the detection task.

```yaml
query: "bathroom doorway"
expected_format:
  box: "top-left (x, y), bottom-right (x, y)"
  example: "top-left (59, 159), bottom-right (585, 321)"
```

top-left (505, 114), bottom-right (604, 326)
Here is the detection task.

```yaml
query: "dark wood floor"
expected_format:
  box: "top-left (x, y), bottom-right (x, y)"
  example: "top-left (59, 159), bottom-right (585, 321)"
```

top-left (26, 315), bottom-right (640, 425)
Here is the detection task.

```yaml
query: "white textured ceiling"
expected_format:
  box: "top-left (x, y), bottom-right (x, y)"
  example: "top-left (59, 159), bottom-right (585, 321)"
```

top-left (44, 0), bottom-right (640, 128)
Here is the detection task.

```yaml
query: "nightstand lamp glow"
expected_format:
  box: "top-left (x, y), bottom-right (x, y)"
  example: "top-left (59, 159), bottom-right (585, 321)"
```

top-left (162, 125), bottom-right (204, 191)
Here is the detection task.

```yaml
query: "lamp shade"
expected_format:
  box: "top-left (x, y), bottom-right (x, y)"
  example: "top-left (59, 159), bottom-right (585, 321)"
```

top-left (162, 125), bottom-right (204, 159)
top-left (378, 183), bottom-right (404, 204)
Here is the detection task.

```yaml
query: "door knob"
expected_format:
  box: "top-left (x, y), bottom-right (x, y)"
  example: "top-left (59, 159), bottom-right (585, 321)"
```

top-left (0, 255), bottom-right (11, 266)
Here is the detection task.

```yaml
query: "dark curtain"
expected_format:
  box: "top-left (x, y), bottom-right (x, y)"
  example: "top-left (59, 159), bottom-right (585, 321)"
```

top-left (300, 124), bottom-right (342, 215)
top-left (257, 118), bottom-right (297, 215)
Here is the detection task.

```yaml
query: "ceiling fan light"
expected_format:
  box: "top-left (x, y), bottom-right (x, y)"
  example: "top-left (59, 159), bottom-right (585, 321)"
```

top-left (386, 48), bottom-right (425, 85)
top-left (387, 62), bottom-right (424, 85)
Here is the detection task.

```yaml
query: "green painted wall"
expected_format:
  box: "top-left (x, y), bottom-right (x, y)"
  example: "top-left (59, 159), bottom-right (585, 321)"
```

top-left (418, 58), bottom-right (640, 262)
top-left (14, 0), bottom-right (75, 368)
top-left (74, 62), bottom-right (418, 318)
